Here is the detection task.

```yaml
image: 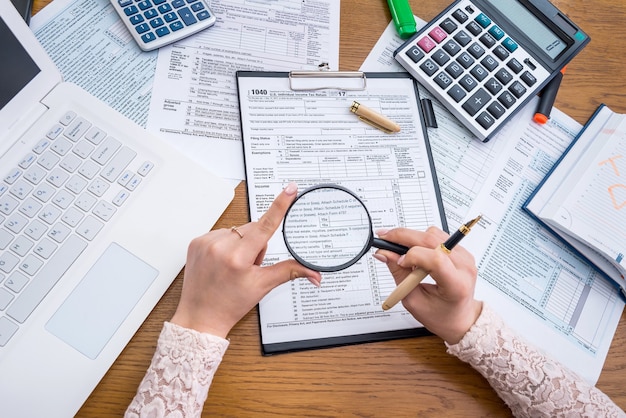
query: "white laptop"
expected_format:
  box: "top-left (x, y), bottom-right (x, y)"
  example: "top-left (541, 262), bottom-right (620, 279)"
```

top-left (0, 0), bottom-right (234, 415)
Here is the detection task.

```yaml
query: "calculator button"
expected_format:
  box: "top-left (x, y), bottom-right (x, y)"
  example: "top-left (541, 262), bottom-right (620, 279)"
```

top-left (459, 75), bottom-right (478, 92)
top-left (158, 3), bottom-right (172, 13)
top-left (447, 85), bottom-right (467, 102)
top-left (432, 50), bottom-right (450, 65)
top-left (417, 37), bottom-right (437, 53)
top-left (485, 78), bottom-right (503, 95)
top-left (135, 23), bottom-right (150, 33)
top-left (118, 0), bottom-right (132, 6)
top-left (170, 21), bottom-right (184, 31)
top-left (481, 55), bottom-right (498, 72)
top-left (475, 13), bottom-right (491, 28)
top-left (440, 18), bottom-right (457, 34)
top-left (434, 72), bottom-right (453, 89)
top-left (445, 62), bottom-right (464, 78)
top-left (502, 38), bottom-right (518, 52)
top-left (498, 91), bottom-right (517, 108)
top-left (429, 27), bottom-right (448, 43)
top-left (124, 5), bottom-right (138, 15)
top-left (453, 30), bottom-right (471, 47)
top-left (144, 9), bottom-right (158, 19)
top-left (191, 2), bottom-right (204, 12)
top-left (493, 45), bottom-right (510, 61)
top-left (509, 81), bottom-right (527, 98)
top-left (141, 32), bottom-right (157, 43)
top-left (487, 101), bottom-right (506, 119)
top-left (420, 59), bottom-right (439, 76)
top-left (197, 10), bottom-right (211, 20)
top-left (137, 0), bottom-right (151, 10)
top-left (488, 25), bottom-right (505, 40)
top-left (520, 71), bottom-right (537, 86)
top-left (153, 0), bottom-right (166, 4)
top-left (405, 46), bottom-right (425, 63)
top-left (156, 27), bottom-right (170, 37)
top-left (495, 68), bottom-right (512, 85)
top-left (507, 58), bottom-right (523, 74)
top-left (470, 64), bottom-right (488, 81)
top-left (476, 111), bottom-right (495, 129)
top-left (465, 21), bottom-right (482, 36)
top-left (479, 33), bottom-right (496, 48)
top-left (462, 88), bottom-right (490, 115)
top-left (468, 43), bottom-right (485, 58)
top-left (163, 12), bottom-right (177, 22)
top-left (523, 58), bottom-right (537, 70)
top-left (456, 52), bottom-right (474, 69)
top-left (130, 14), bottom-right (144, 24)
top-left (150, 17), bottom-right (164, 28)
top-left (172, 0), bottom-right (185, 8)
top-left (442, 40), bottom-right (461, 56)
top-left (452, 9), bottom-right (468, 23)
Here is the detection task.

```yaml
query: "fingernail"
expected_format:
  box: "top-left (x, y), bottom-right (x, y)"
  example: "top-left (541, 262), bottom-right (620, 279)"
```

top-left (397, 255), bottom-right (405, 266)
top-left (307, 277), bottom-right (321, 288)
top-left (284, 182), bottom-right (298, 196)
top-left (376, 228), bottom-right (390, 237)
top-left (372, 253), bottom-right (387, 263)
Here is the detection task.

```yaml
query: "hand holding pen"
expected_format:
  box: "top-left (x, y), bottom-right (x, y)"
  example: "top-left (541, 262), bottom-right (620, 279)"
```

top-left (373, 220), bottom-right (483, 343)
top-left (378, 215), bottom-right (482, 311)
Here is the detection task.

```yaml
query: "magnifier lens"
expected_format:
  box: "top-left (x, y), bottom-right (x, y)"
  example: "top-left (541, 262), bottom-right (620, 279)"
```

top-left (283, 187), bottom-right (372, 271)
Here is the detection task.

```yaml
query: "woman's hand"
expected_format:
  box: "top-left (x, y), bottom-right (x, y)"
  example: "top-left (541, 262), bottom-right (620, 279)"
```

top-left (374, 227), bottom-right (482, 344)
top-left (171, 183), bottom-right (322, 338)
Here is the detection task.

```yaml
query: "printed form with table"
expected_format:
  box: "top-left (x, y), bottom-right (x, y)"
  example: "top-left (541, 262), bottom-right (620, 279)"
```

top-left (19, 0), bottom-right (626, 399)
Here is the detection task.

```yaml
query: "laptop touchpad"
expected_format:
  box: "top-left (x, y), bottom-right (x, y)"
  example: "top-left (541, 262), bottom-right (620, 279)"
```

top-left (46, 243), bottom-right (158, 359)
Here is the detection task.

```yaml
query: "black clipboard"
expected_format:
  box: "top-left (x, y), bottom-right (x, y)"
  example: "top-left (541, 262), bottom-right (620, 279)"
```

top-left (236, 71), bottom-right (446, 355)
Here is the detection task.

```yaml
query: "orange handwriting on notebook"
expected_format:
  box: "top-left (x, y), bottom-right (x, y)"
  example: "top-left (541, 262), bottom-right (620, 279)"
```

top-left (599, 154), bottom-right (625, 210)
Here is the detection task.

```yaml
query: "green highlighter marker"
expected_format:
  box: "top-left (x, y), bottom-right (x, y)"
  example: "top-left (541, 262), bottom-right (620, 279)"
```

top-left (387, 0), bottom-right (417, 39)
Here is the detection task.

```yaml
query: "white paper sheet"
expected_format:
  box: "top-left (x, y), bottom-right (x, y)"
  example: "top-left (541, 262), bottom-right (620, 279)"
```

top-left (361, 20), bottom-right (625, 384)
top-left (30, 0), bottom-right (157, 128)
top-left (146, 0), bottom-right (340, 181)
top-left (238, 73), bottom-right (444, 349)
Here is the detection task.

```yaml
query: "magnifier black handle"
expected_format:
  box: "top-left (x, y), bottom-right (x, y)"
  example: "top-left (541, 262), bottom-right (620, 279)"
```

top-left (372, 238), bottom-right (409, 254)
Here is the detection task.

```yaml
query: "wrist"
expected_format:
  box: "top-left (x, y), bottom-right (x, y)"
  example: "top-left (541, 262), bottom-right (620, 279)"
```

top-left (440, 300), bottom-right (483, 345)
top-left (170, 310), bottom-right (233, 338)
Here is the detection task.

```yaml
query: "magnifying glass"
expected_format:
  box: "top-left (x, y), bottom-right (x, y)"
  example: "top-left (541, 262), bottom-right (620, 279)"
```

top-left (282, 184), bottom-right (409, 272)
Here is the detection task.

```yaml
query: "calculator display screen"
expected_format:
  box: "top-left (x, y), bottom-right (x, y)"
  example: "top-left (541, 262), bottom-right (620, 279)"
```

top-left (485, 0), bottom-right (567, 60)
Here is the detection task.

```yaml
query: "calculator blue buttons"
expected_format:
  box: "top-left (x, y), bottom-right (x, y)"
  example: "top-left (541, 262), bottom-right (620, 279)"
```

top-left (110, 0), bottom-right (216, 51)
top-left (394, 0), bottom-right (589, 142)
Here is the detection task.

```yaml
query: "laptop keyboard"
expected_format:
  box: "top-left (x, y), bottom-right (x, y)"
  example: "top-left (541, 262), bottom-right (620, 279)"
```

top-left (0, 110), bottom-right (154, 346)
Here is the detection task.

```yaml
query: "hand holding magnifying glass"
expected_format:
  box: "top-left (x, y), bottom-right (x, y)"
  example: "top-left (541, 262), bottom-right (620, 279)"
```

top-left (282, 184), bottom-right (481, 310)
top-left (282, 184), bottom-right (409, 273)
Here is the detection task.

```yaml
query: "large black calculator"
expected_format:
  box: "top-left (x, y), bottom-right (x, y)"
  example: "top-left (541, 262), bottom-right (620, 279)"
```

top-left (394, 0), bottom-right (589, 142)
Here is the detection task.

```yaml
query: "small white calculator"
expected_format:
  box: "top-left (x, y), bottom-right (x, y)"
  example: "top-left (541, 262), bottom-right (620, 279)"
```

top-left (110, 0), bottom-right (216, 51)
top-left (394, 0), bottom-right (589, 142)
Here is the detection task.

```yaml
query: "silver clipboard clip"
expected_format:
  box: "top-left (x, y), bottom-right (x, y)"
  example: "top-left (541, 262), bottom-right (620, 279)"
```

top-left (288, 71), bottom-right (367, 91)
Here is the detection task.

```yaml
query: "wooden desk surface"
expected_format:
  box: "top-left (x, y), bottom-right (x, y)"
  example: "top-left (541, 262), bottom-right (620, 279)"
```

top-left (29, 0), bottom-right (626, 415)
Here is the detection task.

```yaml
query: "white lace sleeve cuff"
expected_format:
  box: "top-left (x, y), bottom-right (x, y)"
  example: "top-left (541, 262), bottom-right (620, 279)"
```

top-left (445, 304), bottom-right (624, 417)
top-left (125, 321), bottom-right (229, 418)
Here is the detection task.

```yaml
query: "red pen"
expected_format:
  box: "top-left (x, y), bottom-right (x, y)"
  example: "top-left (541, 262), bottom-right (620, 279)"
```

top-left (534, 66), bottom-right (567, 124)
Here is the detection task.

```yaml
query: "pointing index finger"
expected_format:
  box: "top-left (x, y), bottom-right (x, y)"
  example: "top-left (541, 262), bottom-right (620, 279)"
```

top-left (253, 182), bottom-right (299, 243)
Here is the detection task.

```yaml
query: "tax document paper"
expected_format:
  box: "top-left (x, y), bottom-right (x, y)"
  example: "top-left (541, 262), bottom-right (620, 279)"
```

top-left (361, 20), bottom-right (625, 384)
top-left (147, 0), bottom-right (340, 181)
top-left (237, 72), bottom-right (445, 353)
